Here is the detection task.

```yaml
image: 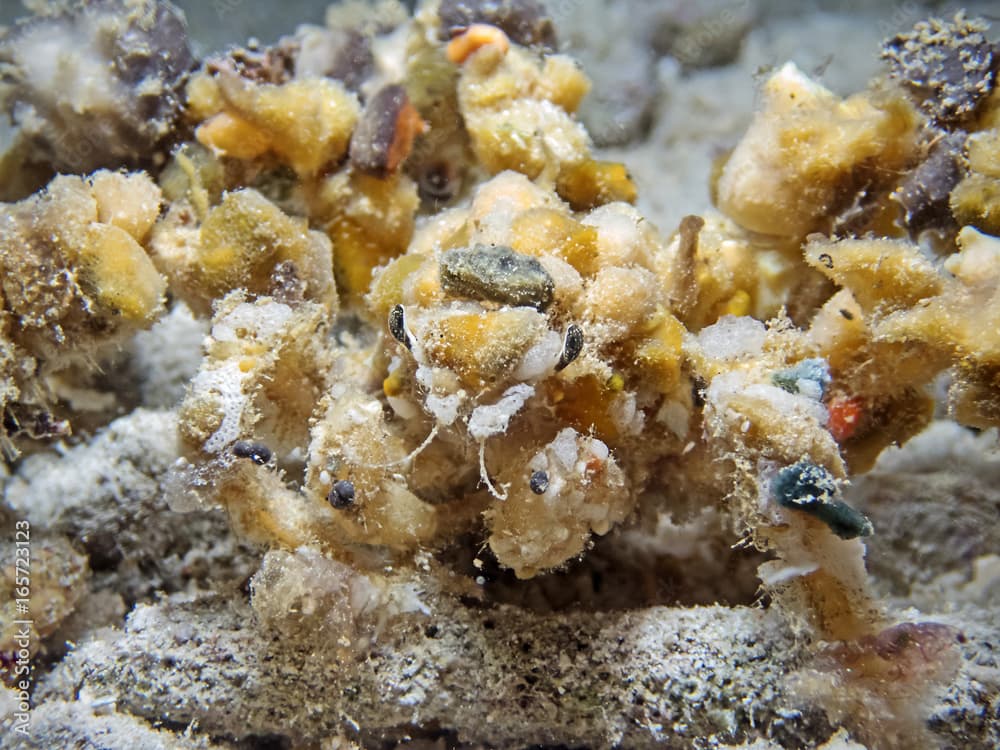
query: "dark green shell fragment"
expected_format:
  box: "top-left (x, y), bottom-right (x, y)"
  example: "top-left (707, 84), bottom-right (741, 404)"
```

top-left (440, 244), bottom-right (555, 311)
top-left (773, 460), bottom-right (874, 540)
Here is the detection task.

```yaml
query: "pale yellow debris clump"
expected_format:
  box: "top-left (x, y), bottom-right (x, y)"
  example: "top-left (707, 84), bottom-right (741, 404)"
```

top-left (486, 428), bottom-right (629, 578)
top-left (189, 71), bottom-right (360, 177)
top-left (307, 169), bottom-right (420, 304)
top-left (716, 62), bottom-right (919, 239)
top-left (0, 170), bottom-right (167, 454)
top-left (151, 188), bottom-right (337, 315)
top-left (457, 44), bottom-right (591, 180)
top-left (1, 170), bottom-right (166, 354)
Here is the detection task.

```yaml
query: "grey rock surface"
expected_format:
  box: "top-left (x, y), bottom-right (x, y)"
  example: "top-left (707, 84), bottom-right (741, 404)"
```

top-left (5, 696), bottom-right (226, 750)
top-left (31, 589), bottom-right (1000, 748)
top-left (5, 409), bottom-right (259, 606)
top-left (37, 593), bottom-right (828, 748)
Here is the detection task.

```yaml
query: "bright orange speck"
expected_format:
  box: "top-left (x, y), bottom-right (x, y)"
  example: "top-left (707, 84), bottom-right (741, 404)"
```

top-left (585, 456), bottom-right (605, 476)
top-left (828, 395), bottom-right (863, 442)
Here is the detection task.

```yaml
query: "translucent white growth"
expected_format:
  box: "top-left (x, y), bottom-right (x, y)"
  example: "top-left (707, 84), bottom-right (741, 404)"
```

top-left (468, 384), bottom-right (535, 440)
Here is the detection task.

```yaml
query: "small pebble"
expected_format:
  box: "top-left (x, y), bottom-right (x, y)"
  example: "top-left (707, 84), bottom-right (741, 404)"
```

top-left (350, 84), bottom-right (426, 176)
top-left (772, 358), bottom-right (831, 399)
top-left (440, 244), bottom-right (554, 310)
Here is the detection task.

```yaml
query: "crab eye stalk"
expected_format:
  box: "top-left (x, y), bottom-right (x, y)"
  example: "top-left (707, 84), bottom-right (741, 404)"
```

top-left (389, 304), bottom-right (412, 350)
top-left (555, 324), bottom-right (584, 371)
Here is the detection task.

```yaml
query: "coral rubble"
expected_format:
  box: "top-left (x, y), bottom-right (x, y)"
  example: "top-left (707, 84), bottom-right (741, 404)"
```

top-left (2, 1), bottom-right (1000, 748)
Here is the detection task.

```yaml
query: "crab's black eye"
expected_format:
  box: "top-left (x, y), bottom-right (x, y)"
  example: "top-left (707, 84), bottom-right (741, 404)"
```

top-left (328, 479), bottom-right (356, 509)
top-left (232, 440), bottom-right (271, 465)
top-left (529, 470), bottom-right (549, 494)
